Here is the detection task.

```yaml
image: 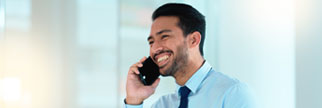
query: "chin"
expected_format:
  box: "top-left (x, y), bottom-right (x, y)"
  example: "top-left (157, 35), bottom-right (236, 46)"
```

top-left (158, 67), bottom-right (167, 76)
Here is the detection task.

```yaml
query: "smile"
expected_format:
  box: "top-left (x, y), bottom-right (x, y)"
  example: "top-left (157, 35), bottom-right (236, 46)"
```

top-left (157, 55), bottom-right (169, 63)
top-left (154, 52), bottom-right (172, 68)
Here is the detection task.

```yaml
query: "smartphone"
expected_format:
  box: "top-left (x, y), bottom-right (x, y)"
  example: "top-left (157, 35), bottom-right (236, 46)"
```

top-left (138, 57), bottom-right (160, 85)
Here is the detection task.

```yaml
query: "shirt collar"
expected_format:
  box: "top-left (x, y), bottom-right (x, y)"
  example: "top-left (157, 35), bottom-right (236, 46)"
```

top-left (177, 61), bottom-right (212, 95)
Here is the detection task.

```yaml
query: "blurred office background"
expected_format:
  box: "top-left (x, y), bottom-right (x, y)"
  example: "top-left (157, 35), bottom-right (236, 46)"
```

top-left (0, 0), bottom-right (321, 108)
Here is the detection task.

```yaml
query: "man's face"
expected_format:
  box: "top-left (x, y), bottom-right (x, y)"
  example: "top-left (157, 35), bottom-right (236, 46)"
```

top-left (148, 16), bottom-right (189, 76)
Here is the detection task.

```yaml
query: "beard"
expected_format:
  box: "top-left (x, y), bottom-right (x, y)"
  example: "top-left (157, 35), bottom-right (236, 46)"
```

top-left (161, 41), bottom-right (189, 77)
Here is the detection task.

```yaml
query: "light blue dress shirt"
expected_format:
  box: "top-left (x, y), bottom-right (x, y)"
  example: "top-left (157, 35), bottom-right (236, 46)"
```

top-left (125, 61), bottom-right (255, 108)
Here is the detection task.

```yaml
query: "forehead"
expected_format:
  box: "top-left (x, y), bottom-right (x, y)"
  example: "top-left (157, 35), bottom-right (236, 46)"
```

top-left (149, 16), bottom-right (180, 36)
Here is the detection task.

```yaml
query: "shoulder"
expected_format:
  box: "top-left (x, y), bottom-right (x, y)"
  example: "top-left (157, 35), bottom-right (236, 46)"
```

top-left (202, 70), bottom-right (242, 93)
top-left (206, 70), bottom-right (253, 96)
top-left (224, 81), bottom-right (252, 99)
top-left (204, 70), bottom-right (255, 107)
top-left (222, 82), bottom-right (255, 108)
top-left (209, 71), bottom-right (255, 107)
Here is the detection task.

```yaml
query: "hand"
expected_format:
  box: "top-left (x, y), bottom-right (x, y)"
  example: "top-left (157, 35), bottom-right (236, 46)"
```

top-left (125, 56), bottom-right (161, 105)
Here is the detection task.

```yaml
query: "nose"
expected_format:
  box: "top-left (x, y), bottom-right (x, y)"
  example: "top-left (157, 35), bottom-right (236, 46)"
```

top-left (151, 41), bottom-right (163, 56)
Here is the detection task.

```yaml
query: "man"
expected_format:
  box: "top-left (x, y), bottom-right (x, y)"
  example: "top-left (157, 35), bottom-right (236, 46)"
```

top-left (125, 3), bottom-right (254, 108)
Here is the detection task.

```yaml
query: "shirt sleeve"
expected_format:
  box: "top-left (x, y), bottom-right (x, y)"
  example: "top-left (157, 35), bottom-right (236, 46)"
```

top-left (223, 82), bottom-right (256, 108)
top-left (123, 99), bottom-right (143, 108)
top-left (124, 103), bottom-right (143, 108)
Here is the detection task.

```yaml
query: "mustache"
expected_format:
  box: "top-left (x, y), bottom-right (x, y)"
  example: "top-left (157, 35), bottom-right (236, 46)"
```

top-left (153, 50), bottom-right (173, 60)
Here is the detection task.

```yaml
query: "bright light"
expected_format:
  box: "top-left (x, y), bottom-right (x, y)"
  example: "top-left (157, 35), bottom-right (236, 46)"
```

top-left (1, 77), bottom-right (21, 102)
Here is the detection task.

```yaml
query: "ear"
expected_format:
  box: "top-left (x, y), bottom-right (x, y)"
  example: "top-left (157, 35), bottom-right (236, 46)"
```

top-left (188, 31), bottom-right (201, 48)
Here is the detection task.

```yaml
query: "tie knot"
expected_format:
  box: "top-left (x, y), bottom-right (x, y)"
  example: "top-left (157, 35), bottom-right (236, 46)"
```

top-left (179, 86), bottom-right (191, 97)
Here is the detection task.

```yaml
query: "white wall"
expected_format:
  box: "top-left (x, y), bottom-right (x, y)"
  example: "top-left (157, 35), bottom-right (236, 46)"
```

top-left (76, 0), bottom-right (119, 107)
top-left (207, 0), bottom-right (295, 108)
top-left (296, 0), bottom-right (322, 107)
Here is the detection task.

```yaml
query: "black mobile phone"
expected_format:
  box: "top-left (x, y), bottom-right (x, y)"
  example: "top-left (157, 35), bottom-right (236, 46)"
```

top-left (138, 57), bottom-right (160, 85)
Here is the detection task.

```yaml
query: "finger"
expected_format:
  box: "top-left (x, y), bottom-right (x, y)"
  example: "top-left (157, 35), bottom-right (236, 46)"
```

top-left (129, 65), bottom-right (140, 75)
top-left (132, 67), bottom-right (140, 75)
top-left (137, 62), bottom-right (143, 68)
top-left (134, 62), bottom-right (143, 73)
top-left (139, 56), bottom-right (147, 63)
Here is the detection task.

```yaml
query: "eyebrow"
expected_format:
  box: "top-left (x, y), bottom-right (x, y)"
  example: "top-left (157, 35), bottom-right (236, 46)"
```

top-left (147, 29), bottom-right (172, 41)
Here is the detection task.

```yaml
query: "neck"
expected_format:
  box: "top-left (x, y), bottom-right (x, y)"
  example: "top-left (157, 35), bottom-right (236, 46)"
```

top-left (174, 55), bottom-right (204, 86)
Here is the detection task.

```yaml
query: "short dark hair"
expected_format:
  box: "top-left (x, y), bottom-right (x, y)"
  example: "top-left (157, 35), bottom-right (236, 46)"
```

top-left (152, 3), bottom-right (206, 56)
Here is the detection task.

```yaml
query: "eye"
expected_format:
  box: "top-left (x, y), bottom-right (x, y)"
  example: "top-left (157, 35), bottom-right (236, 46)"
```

top-left (161, 35), bottom-right (169, 39)
top-left (149, 41), bottom-right (154, 45)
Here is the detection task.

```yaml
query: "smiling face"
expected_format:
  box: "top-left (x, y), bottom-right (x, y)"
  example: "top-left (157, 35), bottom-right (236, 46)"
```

top-left (148, 16), bottom-right (189, 76)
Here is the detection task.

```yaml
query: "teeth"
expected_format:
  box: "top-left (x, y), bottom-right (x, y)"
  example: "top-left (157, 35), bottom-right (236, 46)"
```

top-left (157, 55), bottom-right (169, 63)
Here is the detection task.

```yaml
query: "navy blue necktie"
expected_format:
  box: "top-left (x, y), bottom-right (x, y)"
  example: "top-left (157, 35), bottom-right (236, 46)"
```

top-left (179, 86), bottom-right (191, 108)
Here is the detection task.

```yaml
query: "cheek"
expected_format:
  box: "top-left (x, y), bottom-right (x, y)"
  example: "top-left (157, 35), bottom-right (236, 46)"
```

top-left (164, 38), bottom-right (178, 46)
top-left (167, 38), bottom-right (184, 49)
top-left (149, 50), bottom-right (153, 57)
